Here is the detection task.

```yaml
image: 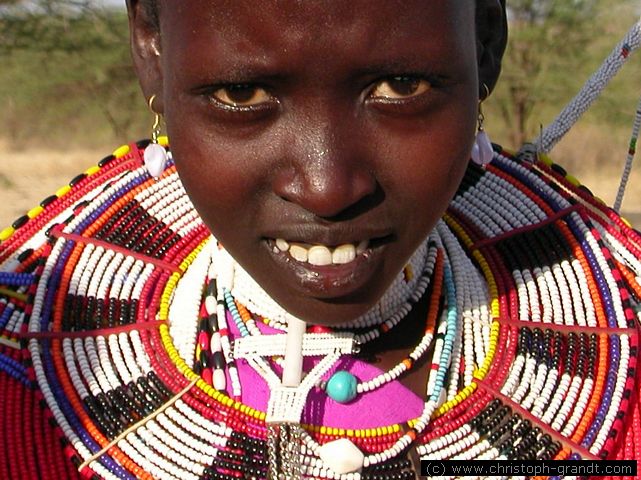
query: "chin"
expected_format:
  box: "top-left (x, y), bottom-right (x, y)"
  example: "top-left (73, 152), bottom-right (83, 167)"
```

top-left (282, 280), bottom-right (394, 327)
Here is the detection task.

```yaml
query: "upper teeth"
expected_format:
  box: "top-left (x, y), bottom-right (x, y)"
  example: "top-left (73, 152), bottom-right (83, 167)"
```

top-left (275, 239), bottom-right (369, 266)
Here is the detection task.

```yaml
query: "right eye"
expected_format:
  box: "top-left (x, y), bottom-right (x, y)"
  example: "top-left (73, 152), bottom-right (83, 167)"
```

top-left (211, 84), bottom-right (273, 107)
top-left (369, 76), bottom-right (432, 100)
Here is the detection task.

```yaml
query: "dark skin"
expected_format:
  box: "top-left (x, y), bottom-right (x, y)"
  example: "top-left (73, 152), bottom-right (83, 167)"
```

top-left (127, 0), bottom-right (507, 397)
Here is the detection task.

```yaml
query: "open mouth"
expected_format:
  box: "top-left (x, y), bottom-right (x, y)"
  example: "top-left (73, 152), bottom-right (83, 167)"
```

top-left (267, 236), bottom-right (392, 267)
top-left (262, 234), bottom-right (394, 299)
top-left (271, 238), bottom-right (368, 265)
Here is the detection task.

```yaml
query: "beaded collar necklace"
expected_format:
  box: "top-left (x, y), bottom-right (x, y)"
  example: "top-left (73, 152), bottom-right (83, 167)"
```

top-left (175, 232), bottom-right (455, 476)
top-left (184, 236), bottom-right (438, 391)
top-left (0, 139), bottom-right (640, 480)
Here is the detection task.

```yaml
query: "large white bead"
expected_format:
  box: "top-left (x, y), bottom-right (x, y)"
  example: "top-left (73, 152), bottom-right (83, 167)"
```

top-left (477, 130), bottom-right (494, 165)
top-left (471, 141), bottom-right (481, 165)
top-left (144, 143), bottom-right (168, 178)
top-left (213, 369), bottom-right (226, 390)
top-left (470, 130), bottom-right (494, 166)
top-left (318, 438), bottom-right (364, 474)
top-left (205, 296), bottom-right (217, 315)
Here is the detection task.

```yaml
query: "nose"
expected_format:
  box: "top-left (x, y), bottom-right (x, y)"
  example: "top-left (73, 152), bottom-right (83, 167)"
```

top-left (272, 114), bottom-right (377, 219)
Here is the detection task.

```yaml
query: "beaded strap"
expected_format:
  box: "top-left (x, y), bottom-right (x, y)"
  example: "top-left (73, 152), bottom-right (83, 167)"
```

top-left (536, 18), bottom-right (641, 154)
top-left (533, 16), bottom-right (641, 216)
top-left (614, 91), bottom-right (641, 212)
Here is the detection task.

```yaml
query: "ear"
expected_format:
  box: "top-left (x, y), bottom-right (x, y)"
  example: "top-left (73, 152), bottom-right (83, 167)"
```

top-left (126, 0), bottom-right (164, 112)
top-left (476, 0), bottom-right (508, 97)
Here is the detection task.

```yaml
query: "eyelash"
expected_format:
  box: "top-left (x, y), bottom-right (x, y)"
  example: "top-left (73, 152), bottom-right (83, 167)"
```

top-left (203, 74), bottom-right (439, 113)
top-left (368, 75), bottom-right (433, 100)
top-left (204, 85), bottom-right (276, 114)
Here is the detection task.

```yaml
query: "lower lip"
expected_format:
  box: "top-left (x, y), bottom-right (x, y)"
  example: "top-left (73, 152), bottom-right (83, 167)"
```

top-left (263, 240), bottom-right (387, 299)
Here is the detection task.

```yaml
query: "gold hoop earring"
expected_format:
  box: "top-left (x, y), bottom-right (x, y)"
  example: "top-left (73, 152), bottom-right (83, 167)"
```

top-left (144, 94), bottom-right (169, 179)
top-left (480, 83), bottom-right (490, 102)
top-left (471, 83), bottom-right (494, 166)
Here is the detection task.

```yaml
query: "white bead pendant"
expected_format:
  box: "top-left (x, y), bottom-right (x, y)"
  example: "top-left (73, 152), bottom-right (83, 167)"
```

top-left (144, 143), bottom-right (169, 178)
top-left (318, 438), bottom-right (365, 475)
top-left (471, 130), bottom-right (494, 166)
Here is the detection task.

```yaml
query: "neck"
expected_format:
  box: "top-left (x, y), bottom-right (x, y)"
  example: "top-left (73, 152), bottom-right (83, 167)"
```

top-left (358, 278), bottom-right (437, 398)
top-left (227, 236), bottom-right (434, 333)
top-left (196, 231), bottom-right (446, 405)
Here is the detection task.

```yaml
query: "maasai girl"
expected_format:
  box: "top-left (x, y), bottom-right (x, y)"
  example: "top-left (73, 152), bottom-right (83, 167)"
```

top-left (1, 1), bottom-right (639, 478)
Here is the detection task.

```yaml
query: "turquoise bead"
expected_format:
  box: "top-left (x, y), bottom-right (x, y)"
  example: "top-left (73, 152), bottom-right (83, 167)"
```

top-left (326, 371), bottom-right (358, 404)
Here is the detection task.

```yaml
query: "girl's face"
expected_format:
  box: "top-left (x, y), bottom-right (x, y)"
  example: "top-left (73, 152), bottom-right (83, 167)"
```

top-left (131, 0), bottom-right (504, 325)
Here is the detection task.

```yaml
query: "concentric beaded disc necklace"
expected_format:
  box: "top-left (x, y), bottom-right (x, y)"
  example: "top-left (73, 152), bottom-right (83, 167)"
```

top-left (0, 139), bottom-right (640, 480)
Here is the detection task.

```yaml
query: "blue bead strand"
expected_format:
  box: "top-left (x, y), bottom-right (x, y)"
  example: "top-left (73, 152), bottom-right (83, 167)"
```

top-left (430, 262), bottom-right (458, 403)
top-left (0, 272), bottom-right (35, 287)
top-left (224, 288), bottom-right (250, 337)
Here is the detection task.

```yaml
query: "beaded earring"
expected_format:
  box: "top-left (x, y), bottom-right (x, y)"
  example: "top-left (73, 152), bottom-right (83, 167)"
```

top-left (471, 83), bottom-right (494, 166)
top-left (143, 94), bottom-right (169, 179)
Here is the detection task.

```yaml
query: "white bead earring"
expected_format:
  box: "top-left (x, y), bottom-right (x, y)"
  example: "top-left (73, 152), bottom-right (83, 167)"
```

top-left (144, 94), bottom-right (169, 179)
top-left (471, 83), bottom-right (494, 166)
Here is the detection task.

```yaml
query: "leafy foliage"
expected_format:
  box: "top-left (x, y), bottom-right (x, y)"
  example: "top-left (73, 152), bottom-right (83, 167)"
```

top-left (488, 0), bottom-right (641, 148)
top-left (0, 1), bottom-right (146, 147)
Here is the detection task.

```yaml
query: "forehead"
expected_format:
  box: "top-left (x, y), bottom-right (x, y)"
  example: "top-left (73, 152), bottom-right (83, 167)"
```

top-left (159, 1), bottom-right (476, 74)
top-left (161, 0), bottom-right (473, 33)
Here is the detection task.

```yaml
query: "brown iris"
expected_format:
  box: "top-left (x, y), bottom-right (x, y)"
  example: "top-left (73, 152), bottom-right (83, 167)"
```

top-left (212, 84), bottom-right (272, 106)
top-left (370, 76), bottom-right (431, 99)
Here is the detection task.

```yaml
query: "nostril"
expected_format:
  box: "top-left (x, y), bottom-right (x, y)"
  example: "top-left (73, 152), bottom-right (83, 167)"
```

top-left (272, 167), bottom-right (303, 202)
top-left (351, 170), bottom-right (377, 200)
top-left (326, 182), bottom-right (384, 222)
top-left (272, 164), bottom-right (378, 219)
top-left (272, 165), bottom-right (385, 221)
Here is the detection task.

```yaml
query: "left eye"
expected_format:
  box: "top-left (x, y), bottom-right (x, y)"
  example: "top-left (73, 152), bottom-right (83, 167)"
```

top-left (370, 76), bottom-right (431, 99)
top-left (211, 84), bottom-right (272, 107)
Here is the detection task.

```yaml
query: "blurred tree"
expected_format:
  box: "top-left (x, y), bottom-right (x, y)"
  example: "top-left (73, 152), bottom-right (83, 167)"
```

top-left (490, 0), bottom-right (639, 147)
top-left (0, 0), bottom-right (145, 147)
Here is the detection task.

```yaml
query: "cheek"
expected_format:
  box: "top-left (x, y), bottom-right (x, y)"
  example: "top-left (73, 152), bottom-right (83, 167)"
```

top-left (166, 117), bottom-right (267, 232)
top-left (397, 152), bottom-right (468, 249)
top-left (173, 153), bottom-right (267, 268)
top-left (377, 110), bottom-right (476, 229)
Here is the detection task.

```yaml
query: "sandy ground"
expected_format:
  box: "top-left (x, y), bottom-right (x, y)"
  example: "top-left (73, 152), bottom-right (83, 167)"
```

top-left (0, 144), bottom-right (640, 231)
top-left (0, 146), bottom-right (107, 229)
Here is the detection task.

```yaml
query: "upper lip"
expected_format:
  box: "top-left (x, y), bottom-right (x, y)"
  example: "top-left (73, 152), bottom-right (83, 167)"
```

top-left (262, 223), bottom-right (394, 246)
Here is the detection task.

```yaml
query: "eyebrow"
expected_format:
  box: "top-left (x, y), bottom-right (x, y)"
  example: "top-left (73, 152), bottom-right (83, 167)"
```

top-left (353, 57), bottom-right (450, 78)
top-left (193, 60), bottom-right (292, 83)
top-left (356, 62), bottom-right (429, 76)
top-left (184, 52), bottom-right (452, 89)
